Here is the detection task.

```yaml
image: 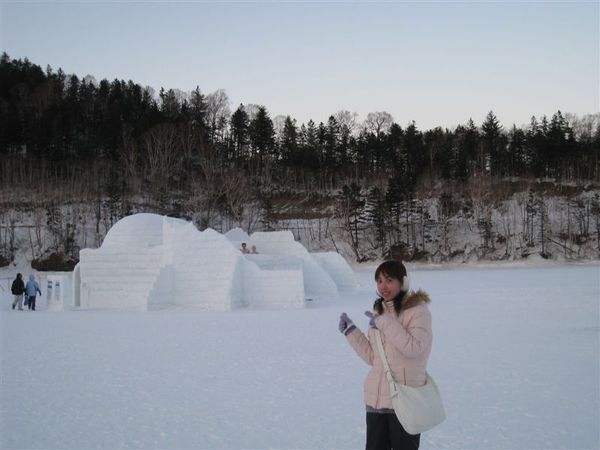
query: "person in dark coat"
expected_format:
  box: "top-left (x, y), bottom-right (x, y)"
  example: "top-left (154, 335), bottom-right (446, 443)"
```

top-left (25, 274), bottom-right (42, 311)
top-left (11, 273), bottom-right (25, 310)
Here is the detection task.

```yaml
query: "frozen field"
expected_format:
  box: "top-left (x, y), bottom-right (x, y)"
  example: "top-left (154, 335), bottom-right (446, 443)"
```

top-left (1, 264), bottom-right (599, 449)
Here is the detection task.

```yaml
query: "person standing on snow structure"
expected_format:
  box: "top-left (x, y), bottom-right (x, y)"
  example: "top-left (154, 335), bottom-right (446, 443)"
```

top-left (338, 260), bottom-right (433, 450)
top-left (25, 274), bottom-right (42, 311)
top-left (240, 242), bottom-right (250, 254)
top-left (11, 273), bottom-right (25, 310)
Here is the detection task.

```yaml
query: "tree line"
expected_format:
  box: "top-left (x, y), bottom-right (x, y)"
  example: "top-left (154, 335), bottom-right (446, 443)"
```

top-left (2, 53), bottom-right (598, 185)
top-left (1, 53), bottom-right (599, 264)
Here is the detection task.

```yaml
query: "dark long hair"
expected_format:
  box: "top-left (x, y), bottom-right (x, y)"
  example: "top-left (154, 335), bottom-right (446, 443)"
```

top-left (373, 260), bottom-right (408, 315)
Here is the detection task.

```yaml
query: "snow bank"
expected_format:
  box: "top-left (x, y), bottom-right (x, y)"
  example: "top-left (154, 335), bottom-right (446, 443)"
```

top-left (2, 266), bottom-right (598, 449)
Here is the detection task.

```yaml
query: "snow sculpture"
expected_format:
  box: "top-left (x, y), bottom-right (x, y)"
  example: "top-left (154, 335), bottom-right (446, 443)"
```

top-left (248, 231), bottom-right (339, 297)
top-left (76, 214), bottom-right (305, 310)
top-left (226, 229), bottom-right (358, 295)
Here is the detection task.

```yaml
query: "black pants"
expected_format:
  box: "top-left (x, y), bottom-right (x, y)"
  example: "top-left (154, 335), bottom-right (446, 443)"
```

top-left (28, 296), bottom-right (36, 311)
top-left (366, 412), bottom-right (420, 450)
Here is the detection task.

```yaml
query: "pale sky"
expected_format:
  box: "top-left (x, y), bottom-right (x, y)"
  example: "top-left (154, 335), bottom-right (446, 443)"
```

top-left (1, 0), bottom-right (598, 130)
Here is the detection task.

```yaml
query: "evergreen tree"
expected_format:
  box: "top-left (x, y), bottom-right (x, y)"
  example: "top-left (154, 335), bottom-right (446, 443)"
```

top-left (337, 121), bottom-right (352, 167)
top-left (189, 86), bottom-right (208, 141)
top-left (337, 183), bottom-right (366, 261)
top-left (230, 104), bottom-right (250, 161)
top-left (526, 116), bottom-right (544, 176)
top-left (402, 121), bottom-right (425, 184)
top-left (323, 116), bottom-right (339, 166)
top-left (280, 116), bottom-right (298, 166)
top-left (547, 110), bottom-right (577, 180)
top-left (159, 88), bottom-right (181, 122)
top-left (453, 118), bottom-right (478, 181)
top-left (386, 123), bottom-right (404, 173)
top-left (424, 127), bottom-right (451, 180)
top-left (298, 120), bottom-right (319, 170)
top-left (365, 185), bottom-right (389, 254)
top-left (481, 111), bottom-right (505, 176)
top-left (249, 106), bottom-right (276, 170)
top-left (507, 125), bottom-right (526, 176)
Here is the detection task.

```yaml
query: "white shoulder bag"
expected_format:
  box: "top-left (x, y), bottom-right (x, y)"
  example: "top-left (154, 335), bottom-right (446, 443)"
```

top-left (373, 329), bottom-right (446, 435)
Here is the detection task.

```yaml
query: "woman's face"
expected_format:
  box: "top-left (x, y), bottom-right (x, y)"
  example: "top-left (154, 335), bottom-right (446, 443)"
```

top-left (376, 272), bottom-right (402, 302)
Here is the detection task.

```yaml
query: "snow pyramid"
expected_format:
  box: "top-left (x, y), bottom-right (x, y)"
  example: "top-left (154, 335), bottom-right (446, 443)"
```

top-left (75, 214), bottom-right (305, 310)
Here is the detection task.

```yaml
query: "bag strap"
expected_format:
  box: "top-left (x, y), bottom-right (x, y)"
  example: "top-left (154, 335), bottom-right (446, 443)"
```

top-left (374, 329), bottom-right (399, 396)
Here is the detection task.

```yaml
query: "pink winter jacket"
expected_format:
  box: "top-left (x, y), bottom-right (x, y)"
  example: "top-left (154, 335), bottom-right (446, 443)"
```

top-left (346, 290), bottom-right (432, 410)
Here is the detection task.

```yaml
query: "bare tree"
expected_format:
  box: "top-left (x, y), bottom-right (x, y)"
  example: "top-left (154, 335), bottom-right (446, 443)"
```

top-left (335, 110), bottom-right (359, 135)
top-left (243, 104), bottom-right (261, 122)
top-left (142, 123), bottom-right (180, 180)
top-left (364, 111), bottom-right (394, 137)
top-left (220, 171), bottom-right (261, 233)
top-left (29, 207), bottom-right (45, 259)
top-left (206, 89), bottom-right (231, 143)
top-left (190, 145), bottom-right (228, 230)
top-left (565, 112), bottom-right (600, 142)
top-left (179, 122), bottom-right (200, 163)
top-left (120, 125), bottom-right (138, 179)
top-left (273, 114), bottom-right (287, 142)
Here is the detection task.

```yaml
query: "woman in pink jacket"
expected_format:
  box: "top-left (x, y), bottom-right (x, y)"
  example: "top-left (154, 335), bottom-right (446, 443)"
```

top-left (339, 260), bottom-right (432, 450)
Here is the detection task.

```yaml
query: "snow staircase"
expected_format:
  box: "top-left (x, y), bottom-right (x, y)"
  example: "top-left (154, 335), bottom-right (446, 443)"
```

top-left (78, 246), bottom-right (164, 309)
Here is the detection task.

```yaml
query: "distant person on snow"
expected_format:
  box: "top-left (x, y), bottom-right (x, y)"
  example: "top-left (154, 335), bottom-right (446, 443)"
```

top-left (338, 260), bottom-right (433, 450)
top-left (240, 243), bottom-right (250, 254)
top-left (25, 274), bottom-right (42, 311)
top-left (250, 245), bottom-right (258, 254)
top-left (11, 273), bottom-right (25, 310)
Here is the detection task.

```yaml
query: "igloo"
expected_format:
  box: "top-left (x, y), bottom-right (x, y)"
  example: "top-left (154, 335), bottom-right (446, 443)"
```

top-left (75, 214), bottom-right (306, 310)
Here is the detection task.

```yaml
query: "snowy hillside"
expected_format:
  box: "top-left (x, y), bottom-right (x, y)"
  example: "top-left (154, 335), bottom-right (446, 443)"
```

top-left (1, 264), bottom-right (598, 449)
top-left (1, 186), bottom-right (600, 274)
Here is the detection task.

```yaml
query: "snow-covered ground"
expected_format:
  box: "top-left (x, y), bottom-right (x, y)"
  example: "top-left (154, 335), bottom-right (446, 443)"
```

top-left (1, 264), bottom-right (599, 449)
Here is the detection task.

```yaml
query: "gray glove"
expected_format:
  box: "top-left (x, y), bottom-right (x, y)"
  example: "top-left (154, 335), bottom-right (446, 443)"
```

top-left (338, 312), bottom-right (356, 336)
top-left (364, 311), bottom-right (380, 329)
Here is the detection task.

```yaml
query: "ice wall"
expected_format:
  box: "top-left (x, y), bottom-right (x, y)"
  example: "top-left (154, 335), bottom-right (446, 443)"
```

top-left (242, 255), bottom-right (305, 308)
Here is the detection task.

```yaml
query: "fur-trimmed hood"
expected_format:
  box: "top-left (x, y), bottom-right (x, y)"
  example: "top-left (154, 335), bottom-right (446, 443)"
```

top-left (401, 289), bottom-right (430, 311)
top-left (381, 289), bottom-right (430, 315)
